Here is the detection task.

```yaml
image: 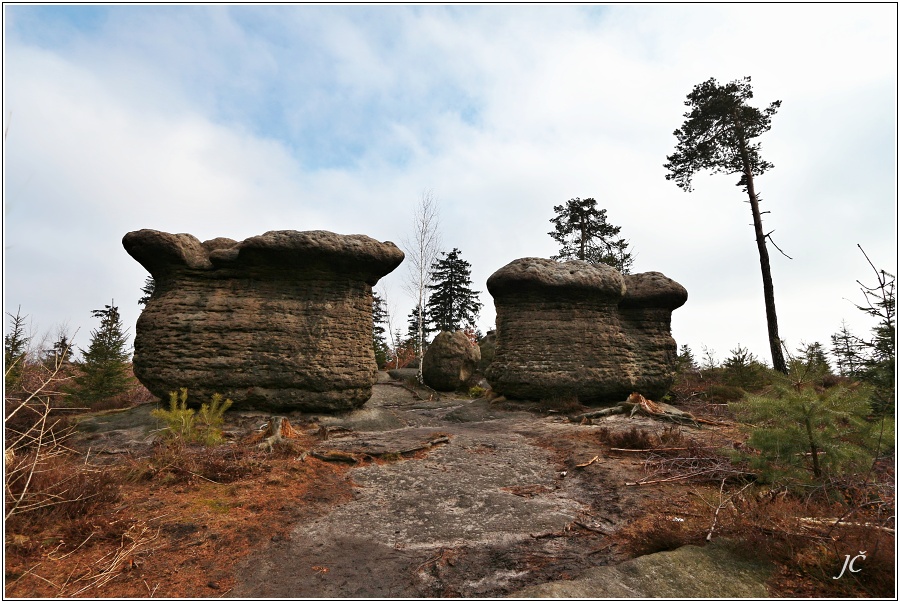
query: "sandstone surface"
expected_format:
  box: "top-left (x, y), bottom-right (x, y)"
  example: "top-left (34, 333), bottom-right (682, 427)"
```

top-left (421, 331), bottom-right (481, 391)
top-left (123, 229), bottom-right (404, 412)
top-left (485, 258), bottom-right (686, 404)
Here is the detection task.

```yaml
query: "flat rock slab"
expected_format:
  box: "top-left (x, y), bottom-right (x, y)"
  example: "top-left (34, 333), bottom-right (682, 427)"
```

top-left (510, 540), bottom-right (773, 598)
top-left (234, 424), bottom-right (586, 598)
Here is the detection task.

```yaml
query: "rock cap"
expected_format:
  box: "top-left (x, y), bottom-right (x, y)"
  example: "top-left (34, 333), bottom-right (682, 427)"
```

top-left (123, 229), bottom-right (404, 284)
top-left (620, 272), bottom-right (689, 310)
top-left (486, 258), bottom-right (626, 299)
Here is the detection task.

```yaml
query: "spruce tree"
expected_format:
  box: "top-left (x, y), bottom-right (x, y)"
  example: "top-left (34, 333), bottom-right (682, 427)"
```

top-left (138, 276), bottom-right (155, 306)
top-left (372, 292), bottom-right (389, 368)
top-left (4, 307), bottom-right (30, 389)
top-left (548, 197), bottom-right (634, 273)
top-left (790, 341), bottom-right (832, 379)
top-left (675, 344), bottom-right (698, 373)
top-left (830, 320), bottom-right (865, 377)
top-left (72, 302), bottom-right (132, 406)
top-left (425, 248), bottom-right (483, 333)
top-left (406, 304), bottom-right (434, 354)
top-left (44, 333), bottom-right (75, 367)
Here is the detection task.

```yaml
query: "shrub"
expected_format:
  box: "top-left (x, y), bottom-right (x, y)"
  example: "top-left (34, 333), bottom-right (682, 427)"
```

top-left (597, 425), bottom-right (655, 449)
top-left (151, 388), bottom-right (232, 446)
top-left (468, 385), bottom-right (487, 399)
top-left (705, 384), bottom-right (746, 402)
top-left (722, 345), bottom-right (772, 390)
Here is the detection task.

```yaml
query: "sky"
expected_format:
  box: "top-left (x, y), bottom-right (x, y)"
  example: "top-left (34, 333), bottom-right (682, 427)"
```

top-left (3, 4), bottom-right (897, 369)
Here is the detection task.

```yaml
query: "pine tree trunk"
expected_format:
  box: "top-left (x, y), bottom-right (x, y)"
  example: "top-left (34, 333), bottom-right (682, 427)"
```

top-left (737, 130), bottom-right (788, 374)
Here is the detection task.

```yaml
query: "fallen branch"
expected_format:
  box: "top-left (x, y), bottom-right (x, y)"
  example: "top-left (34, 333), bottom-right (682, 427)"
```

top-left (609, 446), bottom-right (717, 453)
top-left (626, 469), bottom-right (716, 486)
top-left (572, 520), bottom-right (607, 534)
top-left (694, 479), bottom-right (754, 541)
top-left (575, 455), bottom-right (600, 468)
top-left (800, 517), bottom-right (895, 534)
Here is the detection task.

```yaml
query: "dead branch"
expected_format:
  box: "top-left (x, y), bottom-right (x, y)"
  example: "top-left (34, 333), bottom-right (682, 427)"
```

top-left (800, 517), bottom-right (895, 534)
top-left (609, 446), bottom-right (718, 453)
top-left (626, 469), bottom-right (718, 486)
top-left (64, 523), bottom-right (160, 596)
top-left (572, 520), bottom-right (607, 534)
top-left (575, 455), bottom-right (600, 468)
top-left (694, 479), bottom-right (754, 541)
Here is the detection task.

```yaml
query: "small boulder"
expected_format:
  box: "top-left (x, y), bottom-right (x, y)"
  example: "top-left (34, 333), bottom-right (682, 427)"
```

top-left (422, 331), bottom-right (481, 391)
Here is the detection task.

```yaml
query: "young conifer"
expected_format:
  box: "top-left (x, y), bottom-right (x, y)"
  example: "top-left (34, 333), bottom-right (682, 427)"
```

top-left (72, 302), bottom-right (132, 406)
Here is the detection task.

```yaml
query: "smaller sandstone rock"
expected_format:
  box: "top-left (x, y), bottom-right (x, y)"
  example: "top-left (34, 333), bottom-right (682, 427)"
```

top-left (477, 330), bottom-right (496, 372)
top-left (422, 331), bottom-right (481, 391)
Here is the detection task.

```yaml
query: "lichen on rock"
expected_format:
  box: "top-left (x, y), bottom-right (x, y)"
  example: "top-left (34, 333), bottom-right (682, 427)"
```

top-left (123, 229), bottom-right (404, 412)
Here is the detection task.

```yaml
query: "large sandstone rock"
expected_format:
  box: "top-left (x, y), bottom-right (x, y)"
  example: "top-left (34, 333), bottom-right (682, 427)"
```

top-left (485, 258), bottom-right (686, 405)
top-left (422, 331), bottom-right (481, 391)
top-left (123, 229), bottom-right (404, 412)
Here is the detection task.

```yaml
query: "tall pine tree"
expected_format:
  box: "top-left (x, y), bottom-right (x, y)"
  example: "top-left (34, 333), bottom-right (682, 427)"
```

top-left (72, 302), bottom-right (132, 406)
top-left (548, 197), bottom-right (634, 273)
top-left (664, 76), bottom-right (787, 374)
top-left (425, 248), bottom-right (483, 333)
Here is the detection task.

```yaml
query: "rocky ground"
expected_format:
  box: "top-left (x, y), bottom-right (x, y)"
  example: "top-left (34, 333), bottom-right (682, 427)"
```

top-left (6, 371), bottom-right (859, 598)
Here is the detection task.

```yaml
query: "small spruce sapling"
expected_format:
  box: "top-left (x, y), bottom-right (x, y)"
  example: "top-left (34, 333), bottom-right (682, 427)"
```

top-left (731, 381), bottom-right (892, 489)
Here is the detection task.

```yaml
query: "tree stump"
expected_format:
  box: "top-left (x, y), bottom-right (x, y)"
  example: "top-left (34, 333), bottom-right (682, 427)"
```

top-left (258, 416), bottom-right (299, 452)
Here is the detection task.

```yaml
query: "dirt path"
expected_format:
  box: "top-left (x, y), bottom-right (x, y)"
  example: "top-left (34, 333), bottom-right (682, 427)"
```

top-left (231, 378), bottom-right (673, 597)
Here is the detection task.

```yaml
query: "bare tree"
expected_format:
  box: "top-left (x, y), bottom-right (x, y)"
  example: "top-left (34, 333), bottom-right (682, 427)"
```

top-left (402, 190), bottom-right (442, 382)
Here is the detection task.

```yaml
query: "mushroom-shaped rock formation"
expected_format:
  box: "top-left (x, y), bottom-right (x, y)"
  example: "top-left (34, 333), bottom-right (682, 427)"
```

top-left (422, 330), bottom-right (481, 392)
top-left (485, 258), bottom-right (631, 404)
top-left (484, 258), bottom-right (687, 405)
top-left (123, 229), bottom-right (404, 412)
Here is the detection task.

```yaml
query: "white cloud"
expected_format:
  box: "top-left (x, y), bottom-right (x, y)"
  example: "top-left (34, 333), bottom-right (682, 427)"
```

top-left (3, 4), bottom-right (895, 366)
